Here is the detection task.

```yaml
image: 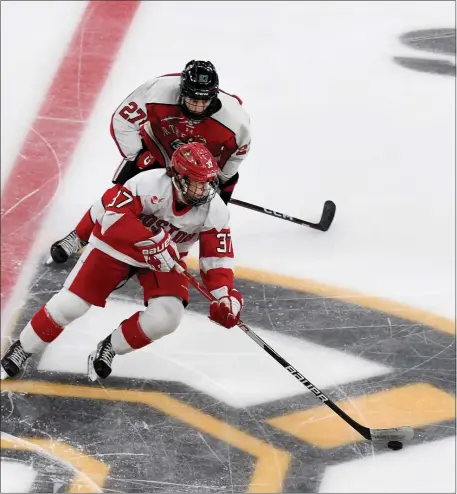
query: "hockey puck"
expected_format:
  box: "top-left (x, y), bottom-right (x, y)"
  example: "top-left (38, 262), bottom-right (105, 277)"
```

top-left (387, 440), bottom-right (403, 450)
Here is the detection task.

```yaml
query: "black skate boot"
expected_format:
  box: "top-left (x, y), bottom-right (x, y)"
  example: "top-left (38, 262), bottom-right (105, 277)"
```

top-left (87, 336), bottom-right (116, 381)
top-left (1, 340), bottom-right (32, 379)
top-left (50, 230), bottom-right (87, 264)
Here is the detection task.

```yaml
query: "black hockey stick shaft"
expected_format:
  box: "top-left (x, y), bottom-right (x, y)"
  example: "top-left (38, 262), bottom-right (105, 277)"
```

top-left (175, 265), bottom-right (371, 441)
top-left (229, 198), bottom-right (336, 232)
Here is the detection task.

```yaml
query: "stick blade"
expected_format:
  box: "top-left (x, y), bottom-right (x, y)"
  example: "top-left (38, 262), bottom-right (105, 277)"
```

top-left (318, 200), bottom-right (336, 231)
top-left (87, 351), bottom-right (98, 382)
top-left (370, 426), bottom-right (414, 445)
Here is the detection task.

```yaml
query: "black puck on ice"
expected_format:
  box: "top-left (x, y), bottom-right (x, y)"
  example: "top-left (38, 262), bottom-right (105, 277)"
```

top-left (387, 440), bottom-right (403, 450)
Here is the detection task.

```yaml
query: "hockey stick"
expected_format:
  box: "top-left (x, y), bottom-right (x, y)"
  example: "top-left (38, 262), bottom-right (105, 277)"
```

top-left (230, 198), bottom-right (336, 232)
top-left (175, 264), bottom-right (414, 450)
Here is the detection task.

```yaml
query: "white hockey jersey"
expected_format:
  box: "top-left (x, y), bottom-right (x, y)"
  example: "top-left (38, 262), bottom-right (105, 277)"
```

top-left (110, 74), bottom-right (251, 183)
top-left (90, 169), bottom-right (235, 292)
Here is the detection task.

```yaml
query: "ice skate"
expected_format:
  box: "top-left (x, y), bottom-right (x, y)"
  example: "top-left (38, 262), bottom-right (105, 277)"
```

top-left (88, 336), bottom-right (116, 381)
top-left (48, 230), bottom-right (87, 264)
top-left (1, 340), bottom-right (32, 379)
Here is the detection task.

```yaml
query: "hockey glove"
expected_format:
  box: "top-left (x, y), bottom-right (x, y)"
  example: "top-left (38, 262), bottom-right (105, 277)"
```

top-left (134, 229), bottom-right (179, 272)
top-left (218, 172), bottom-right (239, 205)
top-left (136, 149), bottom-right (157, 170)
top-left (137, 122), bottom-right (163, 170)
top-left (209, 287), bottom-right (243, 328)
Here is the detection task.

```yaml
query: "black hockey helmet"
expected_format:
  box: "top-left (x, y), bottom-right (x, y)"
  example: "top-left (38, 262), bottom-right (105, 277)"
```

top-left (180, 60), bottom-right (219, 101)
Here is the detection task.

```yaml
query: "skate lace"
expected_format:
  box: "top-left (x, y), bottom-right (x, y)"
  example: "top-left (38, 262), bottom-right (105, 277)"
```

top-left (59, 231), bottom-right (82, 256)
top-left (9, 344), bottom-right (30, 367)
top-left (99, 345), bottom-right (115, 365)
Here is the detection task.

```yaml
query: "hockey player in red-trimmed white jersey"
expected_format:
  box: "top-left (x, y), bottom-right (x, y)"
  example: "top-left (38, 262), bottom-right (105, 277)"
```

top-left (1, 142), bottom-right (243, 381)
top-left (49, 60), bottom-right (251, 265)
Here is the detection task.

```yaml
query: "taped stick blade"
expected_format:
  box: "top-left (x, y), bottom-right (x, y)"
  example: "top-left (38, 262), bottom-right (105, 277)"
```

top-left (87, 351), bottom-right (98, 382)
top-left (370, 426), bottom-right (414, 444)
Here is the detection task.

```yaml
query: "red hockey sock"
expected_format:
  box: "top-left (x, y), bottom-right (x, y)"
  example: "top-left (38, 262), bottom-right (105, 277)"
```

top-left (30, 305), bottom-right (65, 343)
top-left (120, 311), bottom-right (152, 350)
top-left (75, 209), bottom-right (94, 242)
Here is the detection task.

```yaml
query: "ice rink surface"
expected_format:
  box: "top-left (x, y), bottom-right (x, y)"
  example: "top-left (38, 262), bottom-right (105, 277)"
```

top-left (1, 1), bottom-right (455, 492)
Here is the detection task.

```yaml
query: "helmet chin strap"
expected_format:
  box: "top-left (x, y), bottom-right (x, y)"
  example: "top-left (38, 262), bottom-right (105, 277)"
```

top-left (180, 97), bottom-right (206, 121)
top-left (172, 175), bottom-right (215, 207)
top-left (180, 95), bottom-right (220, 120)
top-left (171, 177), bottom-right (188, 205)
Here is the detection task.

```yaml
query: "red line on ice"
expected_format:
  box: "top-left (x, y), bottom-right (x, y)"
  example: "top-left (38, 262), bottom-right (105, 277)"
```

top-left (0, 1), bottom-right (140, 309)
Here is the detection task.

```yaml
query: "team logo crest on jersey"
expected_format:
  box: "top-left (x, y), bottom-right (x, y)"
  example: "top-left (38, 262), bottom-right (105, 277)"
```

top-left (151, 196), bottom-right (164, 205)
top-left (162, 116), bottom-right (187, 123)
top-left (170, 135), bottom-right (207, 151)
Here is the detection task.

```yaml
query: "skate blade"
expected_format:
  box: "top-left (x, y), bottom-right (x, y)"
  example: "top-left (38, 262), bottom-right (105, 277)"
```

top-left (1, 365), bottom-right (9, 381)
top-left (87, 351), bottom-right (98, 382)
top-left (44, 256), bottom-right (54, 266)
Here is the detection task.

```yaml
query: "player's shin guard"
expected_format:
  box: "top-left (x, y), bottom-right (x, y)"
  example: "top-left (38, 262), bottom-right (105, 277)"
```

top-left (87, 312), bottom-right (152, 381)
top-left (110, 297), bottom-right (183, 354)
top-left (114, 312), bottom-right (152, 353)
top-left (87, 298), bottom-right (183, 381)
top-left (24, 305), bottom-right (65, 348)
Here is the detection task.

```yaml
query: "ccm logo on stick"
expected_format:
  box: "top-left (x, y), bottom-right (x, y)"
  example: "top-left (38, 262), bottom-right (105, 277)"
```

top-left (263, 208), bottom-right (293, 221)
top-left (286, 366), bottom-right (329, 402)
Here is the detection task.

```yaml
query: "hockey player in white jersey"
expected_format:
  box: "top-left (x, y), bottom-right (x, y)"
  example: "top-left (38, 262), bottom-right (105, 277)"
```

top-left (49, 60), bottom-right (251, 265)
top-left (1, 142), bottom-right (243, 380)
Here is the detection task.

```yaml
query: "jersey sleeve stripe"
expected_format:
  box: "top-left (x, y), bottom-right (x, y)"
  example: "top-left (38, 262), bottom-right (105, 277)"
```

top-left (199, 256), bottom-right (235, 274)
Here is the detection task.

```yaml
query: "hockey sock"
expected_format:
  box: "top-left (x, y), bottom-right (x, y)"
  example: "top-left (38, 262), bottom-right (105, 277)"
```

top-left (20, 306), bottom-right (64, 353)
top-left (111, 311), bottom-right (152, 354)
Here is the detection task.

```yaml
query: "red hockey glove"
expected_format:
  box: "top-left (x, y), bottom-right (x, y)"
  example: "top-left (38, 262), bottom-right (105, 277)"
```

top-left (209, 287), bottom-right (243, 328)
top-left (136, 149), bottom-right (157, 170)
top-left (137, 122), bottom-right (161, 170)
top-left (134, 229), bottom-right (179, 272)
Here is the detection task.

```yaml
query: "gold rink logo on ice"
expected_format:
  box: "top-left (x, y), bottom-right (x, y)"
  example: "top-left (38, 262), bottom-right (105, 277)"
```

top-left (0, 434), bottom-right (109, 493)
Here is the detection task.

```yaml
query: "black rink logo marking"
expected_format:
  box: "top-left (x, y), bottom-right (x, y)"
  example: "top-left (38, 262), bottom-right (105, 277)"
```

top-left (394, 28), bottom-right (456, 76)
top-left (1, 258), bottom-right (455, 493)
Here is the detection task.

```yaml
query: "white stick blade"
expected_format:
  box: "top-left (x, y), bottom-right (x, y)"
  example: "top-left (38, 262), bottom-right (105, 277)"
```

top-left (370, 426), bottom-right (414, 443)
top-left (87, 352), bottom-right (98, 382)
top-left (1, 366), bottom-right (9, 380)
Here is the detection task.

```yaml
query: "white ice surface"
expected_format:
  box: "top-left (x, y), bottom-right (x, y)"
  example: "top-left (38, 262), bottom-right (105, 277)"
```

top-left (1, 460), bottom-right (37, 493)
top-left (319, 436), bottom-right (456, 493)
